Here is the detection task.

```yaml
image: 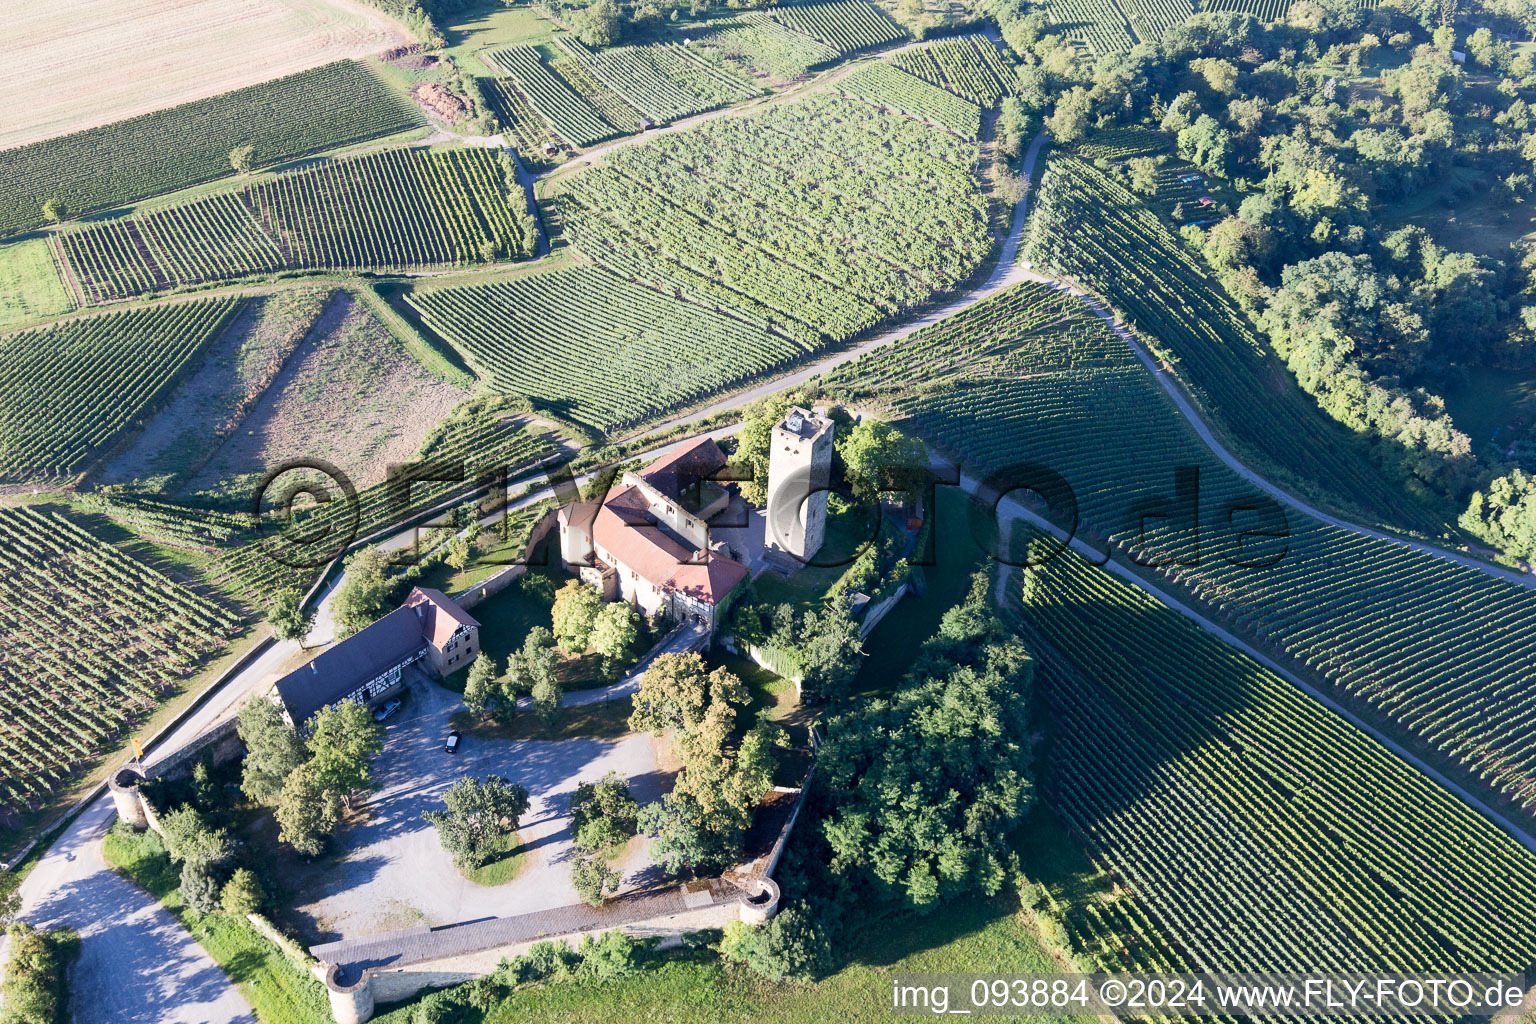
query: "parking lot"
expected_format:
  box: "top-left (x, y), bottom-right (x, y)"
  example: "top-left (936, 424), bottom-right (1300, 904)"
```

top-left (292, 672), bottom-right (668, 942)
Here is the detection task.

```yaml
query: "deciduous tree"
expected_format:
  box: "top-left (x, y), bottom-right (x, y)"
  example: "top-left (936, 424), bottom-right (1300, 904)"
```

top-left (237, 697), bottom-right (306, 806)
top-left (275, 763), bottom-right (341, 856)
top-left (422, 775), bottom-right (530, 867)
top-left (552, 580), bottom-right (603, 653)
top-left (304, 700), bottom-right (383, 810)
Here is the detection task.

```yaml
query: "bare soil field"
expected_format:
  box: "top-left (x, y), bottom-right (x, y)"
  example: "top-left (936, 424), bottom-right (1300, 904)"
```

top-left (1, 0), bottom-right (412, 150)
top-left (99, 288), bottom-right (332, 491)
top-left (185, 289), bottom-right (471, 497)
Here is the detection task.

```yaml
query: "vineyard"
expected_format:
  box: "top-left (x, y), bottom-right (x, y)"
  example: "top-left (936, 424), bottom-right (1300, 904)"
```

top-left (1041, 0), bottom-right (1136, 53)
top-left (0, 505), bottom-right (241, 818)
top-left (553, 36), bottom-right (762, 122)
top-left (884, 34), bottom-right (1016, 107)
top-left (708, 14), bottom-right (841, 80)
top-left (553, 93), bottom-right (991, 346)
top-left (478, 76), bottom-right (565, 167)
top-left (0, 299), bottom-right (243, 482)
top-left (408, 265), bottom-right (805, 431)
top-left (1121, 0), bottom-right (1195, 41)
top-left (825, 280), bottom-right (1536, 826)
top-left (1007, 549), bottom-right (1536, 980)
top-left (1023, 153), bottom-right (1439, 534)
top-left (207, 409), bottom-right (559, 601)
top-left (1196, 0), bottom-right (1292, 17)
top-left (0, 61), bottom-right (421, 238)
top-left (481, 46), bottom-right (629, 147)
top-left (765, 0), bottom-right (906, 56)
top-left (836, 63), bottom-right (982, 139)
top-left (59, 147), bottom-right (533, 302)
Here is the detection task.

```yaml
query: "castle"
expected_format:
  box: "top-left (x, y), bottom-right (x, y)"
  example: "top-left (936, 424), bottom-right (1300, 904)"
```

top-left (556, 408), bottom-right (834, 631)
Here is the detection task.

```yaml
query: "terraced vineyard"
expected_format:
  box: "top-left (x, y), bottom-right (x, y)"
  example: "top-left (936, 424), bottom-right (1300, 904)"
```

top-left (0, 61), bottom-right (421, 238)
top-left (826, 281), bottom-right (1536, 822)
top-left (0, 505), bottom-right (241, 818)
top-left (209, 412), bottom-right (559, 600)
top-left (885, 34), bottom-right (1016, 107)
top-left (554, 93), bottom-right (991, 347)
top-left (554, 37), bottom-right (761, 122)
top-left (1023, 153), bottom-right (1440, 534)
top-left (408, 266), bottom-right (805, 431)
top-left (482, 46), bottom-right (627, 146)
top-left (59, 148), bottom-right (532, 301)
top-left (836, 63), bottom-right (982, 139)
top-left (1007, 549), bottom-right (1536, 980)
top-left (0, 299), bottom-right (243, 482)
top-left (766, 0), bottom-right (906, 56)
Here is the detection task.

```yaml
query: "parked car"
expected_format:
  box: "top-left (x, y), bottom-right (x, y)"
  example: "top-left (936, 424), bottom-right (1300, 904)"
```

top-left (374, 699), bottom-right (402, 723)
top-left (444, 731), bottom-right (461, 754)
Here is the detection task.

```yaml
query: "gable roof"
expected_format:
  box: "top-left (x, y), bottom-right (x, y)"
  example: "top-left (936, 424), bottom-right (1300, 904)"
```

top-left (273, 606), bottom-right (424, 726)
top-left (406, 587), bottom-right (478, 647)
top-left (591, 484), bottom-right (748, 606)
top-left (637, 437), bottom-right (727, 500)
top-left (273, 589), bottom-right (480, 725)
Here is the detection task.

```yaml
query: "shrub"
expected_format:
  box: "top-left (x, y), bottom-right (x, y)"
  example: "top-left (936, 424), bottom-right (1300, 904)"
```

top-left (220, 868), bottom-right (264, 916)
top-left (719, 905), bottom-right (831, 982)
top-left (1, 923), bottom-right (79, 1024)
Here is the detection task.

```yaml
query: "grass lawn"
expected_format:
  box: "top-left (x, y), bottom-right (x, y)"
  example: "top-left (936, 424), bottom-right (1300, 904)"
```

top-left (371, 888), bottom-right (1084, 1024)
top-left (707, 651), bottom-right (813, 785)
top-left (1382, 164), bottom-right (1536, 257)
top-left (462, 830), bottom-right (531, 886)
top-left (443, 1), bottom-right (557, 75)
top-left (469, 551), bottom-right (562, 670)
top-left (102, 824), bottom-right (332, 1024)
top-left (854, 486), bottom-right (986, 698)
top-left (1442, 364), bottom-right (1536, 448)
top-left (751, 502), bottom-right (896, 615)
top-left (0, 236), bottom-right (75, 330)
top-left (413, 505), bottom-right (552, 597)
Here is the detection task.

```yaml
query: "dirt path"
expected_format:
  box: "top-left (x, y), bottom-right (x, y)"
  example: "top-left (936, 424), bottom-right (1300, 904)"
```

top-left (1017, 270), bottom-right (1536, 590)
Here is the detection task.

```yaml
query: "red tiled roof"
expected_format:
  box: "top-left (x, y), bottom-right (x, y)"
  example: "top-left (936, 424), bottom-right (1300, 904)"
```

top-left (592, 484), bottom-right (747, 605)
top-left (406, 587), bottom-right (479, 648)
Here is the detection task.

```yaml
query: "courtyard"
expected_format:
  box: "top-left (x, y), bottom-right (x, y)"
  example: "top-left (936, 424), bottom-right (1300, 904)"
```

top-left (289, 672), bottom-right (670, 943)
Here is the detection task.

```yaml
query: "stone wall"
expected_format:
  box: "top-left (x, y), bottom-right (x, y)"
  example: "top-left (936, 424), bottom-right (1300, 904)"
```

top-left (452, 509), bottom-right (558, 611)
top-left (366, 902), bottom-right (739, 1006)
top-left (858, 578), bottom-right (911, 638)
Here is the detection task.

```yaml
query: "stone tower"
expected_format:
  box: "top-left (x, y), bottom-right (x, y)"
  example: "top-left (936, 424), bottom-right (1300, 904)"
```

top-left (766, 407), bottom-right (834, 565)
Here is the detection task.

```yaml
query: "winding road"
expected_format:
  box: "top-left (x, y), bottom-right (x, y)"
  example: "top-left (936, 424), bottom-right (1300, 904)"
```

top-left (13, 88), bottom-right (1536, 1023)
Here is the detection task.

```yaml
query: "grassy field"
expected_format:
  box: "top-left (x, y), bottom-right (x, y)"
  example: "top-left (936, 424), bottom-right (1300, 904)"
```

top-left (0, 237), bottom-right (74, 331)
top-left (1383, 163), bottom-right (1536, 258)
top-left (3, 0), bottom-right (407, 151)
top-left (443, 1), bottom-right (556, 74)
top-left (854, 487), bottom-right (986, 697)
top-left (102, 823), bottom-right (332, 1024)
top-left (1443, 364), bottom-right (1536, 448)
top-left (370, 888), bottom-right (1083, 1024)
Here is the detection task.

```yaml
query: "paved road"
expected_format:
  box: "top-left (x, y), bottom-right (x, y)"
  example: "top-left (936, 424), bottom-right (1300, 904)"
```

top-left (6, 603), bottom-right (339, 1024)
top-left (1018, 272), bottom-right (1536, 590)
top-left (636, 130), bottom-right (1053, 440)
top-left (969, 462), bottom-right (1536, 857)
